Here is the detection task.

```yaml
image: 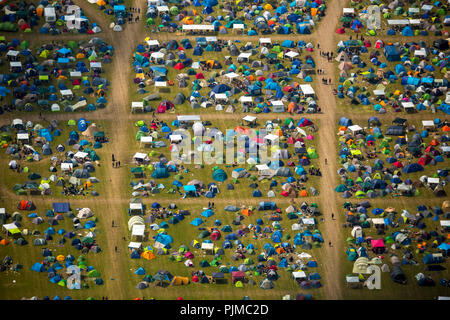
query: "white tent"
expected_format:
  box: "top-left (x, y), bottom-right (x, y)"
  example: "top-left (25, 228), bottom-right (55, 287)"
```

top-left (77, 208), bottom-right (94, 219)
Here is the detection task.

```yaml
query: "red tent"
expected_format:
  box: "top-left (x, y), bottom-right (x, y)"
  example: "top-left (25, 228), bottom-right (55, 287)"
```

top-left (336, 27), bottom-right (345, 34)
top-left (211, 231), bottom-right (221, 241)
top-left (231, 271), bottom-right (245, 283)
top-left (393, 161), bottom-right (403, 168)
top-left (418, 155), bottom-right (432, 165)
top-left (195, 72), bottom-right (204, 79)
top-left (174, 63), bottom-right (184, 70)
top-left (287, 137), bottom-right (296, 144)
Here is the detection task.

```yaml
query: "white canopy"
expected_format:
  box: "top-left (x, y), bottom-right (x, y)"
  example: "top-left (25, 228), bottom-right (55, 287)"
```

top-left (299, 84), bottom-right (315, 96)
top-left (422, 120), bottom-right (434, 128)
top-left (132, 224), bottom-right (145, 236)
top-left (348, 125), bottom-right (363, 133)
top-left (242, 115), bottom-right (257, 122)
top-left (133, 152), bottom-right (147, 160)
top-left (178, 115), bottom-right (200, 122)
top-left (182, 25), bottom-right (215, 31)
top-left (201, 242), bottom-right (214, 250)
top-left (74, 151), bottom-right (88, 159)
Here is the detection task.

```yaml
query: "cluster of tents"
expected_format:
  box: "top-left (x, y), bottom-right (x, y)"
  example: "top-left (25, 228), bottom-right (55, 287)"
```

top-left (128, 200), bottom-right (325, 290)
top-left (0, 2), bottom-right (101, 34)
top-left (145, 0), bottom-right (326, 35)
top-left (132, 37), bottom-right (320, 114)
top-left (90, 0), bottom-right (128, 32)
top-left (336, 116), bottom-right (449, 199)
top-left (1, 202), bottom-right (102, 263)
top-left (337, 0), bottom-right (449, 36)
top-left (130, 116), bottom-right (320, 199)
top-left (335, 38), bottom-right (450, 114)
top-left (0, 37), bottom-right (113, 113)
top-left (3, 118), bottom-right (106, 196)
top-left (344, 200), bottom-right (449, 287)
top-left (30, 253), bottom-right (103, 289)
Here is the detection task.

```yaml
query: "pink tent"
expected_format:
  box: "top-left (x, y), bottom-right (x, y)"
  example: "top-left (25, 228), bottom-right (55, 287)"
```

top-left (306, 135), bottom-right (314, 140)
top-left (371, 239), bottom-right (385, 248)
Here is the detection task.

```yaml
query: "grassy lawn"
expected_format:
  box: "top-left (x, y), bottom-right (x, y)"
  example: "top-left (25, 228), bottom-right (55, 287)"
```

top-left (0, 36), bottom-right (114, 115)
top-left (336, 197), bottom-right (450, 300)
top-left (128, 118), bottom-right (322, 200)
top-left (118, 201), bottom-right (328, 300)
top-left (0, 200), bottom-right (111, 300)
top-left (0, 119), bottom-right (111, 199)
top-left (333, 35), bottom-right (448, 116)
top-left (130, 38), bottom-right (319, 115)
top-left (334, 117), bottom-right (449, 199)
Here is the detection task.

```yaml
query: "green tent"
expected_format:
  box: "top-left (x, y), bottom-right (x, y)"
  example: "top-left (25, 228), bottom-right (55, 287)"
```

top-left (87, 269), bottom-right (100, 277)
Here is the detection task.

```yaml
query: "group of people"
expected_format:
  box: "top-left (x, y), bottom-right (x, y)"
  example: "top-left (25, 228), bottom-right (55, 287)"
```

top-left (112, 154), bottom-right (121, 168)
top-left (127, 6), bottom-right (141, 24)
top-left (320, 50), bottom-right (334, 62)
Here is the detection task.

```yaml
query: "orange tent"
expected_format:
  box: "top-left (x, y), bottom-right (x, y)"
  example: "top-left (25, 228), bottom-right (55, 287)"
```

top-left (299, 190), bottom-right (308, 197)
top-left (339, 126), bottom-right (347, 132)
top-left (36, 7), bottom-right (44, 16)
top-left (442, 125), bottom-right (450, 132)
top-left (247, 75), bottom-right (255, 81)
top-left (275, 247), bottom-right (285, 254)
top-left (311, 7), bottom-right (318, 16)
top-left (141, 251), bottom-right (155, 260)
top-left (0, 239), bottom-right (10, 245)
top-left (430, 139), bottom-right (439, 146)
top-left (76, 53), bottom-right (85, 59)
top-left (242, 209), bottom-right (254, 216)
top-left (97, 0), bottom-right (106, 5)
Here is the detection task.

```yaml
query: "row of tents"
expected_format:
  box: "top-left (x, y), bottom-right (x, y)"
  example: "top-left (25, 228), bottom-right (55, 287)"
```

top-left (336, 116), bottom-right (449, 199)
top-left (335, 37), bottom-right (449, 114)
top-left (130, 116), bottom-right (320, 199)
top-left (132, 37), bottom-right (319, 114)
top-left (3, 118), bottom-right (107, 196)
top-left (0, 37), bottom-right (113, 113)
top-left (145, 0), bottom-right (326, 35)
top-left (1, 3), bottom-right (101, 34)
top-left (344, 200), bottom-right (449, 288)
top-left (128, 200), bottom-right (325, 291)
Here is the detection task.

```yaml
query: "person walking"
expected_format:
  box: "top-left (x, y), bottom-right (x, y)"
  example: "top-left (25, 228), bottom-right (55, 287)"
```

top-left (329, 241), bottom-right (332, 247)
top-left (331, 213), bottom-right (334, 220)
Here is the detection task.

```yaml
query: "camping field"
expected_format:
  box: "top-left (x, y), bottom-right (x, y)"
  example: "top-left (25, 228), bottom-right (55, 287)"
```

top-left (0, 0), bottom-right (448, 302)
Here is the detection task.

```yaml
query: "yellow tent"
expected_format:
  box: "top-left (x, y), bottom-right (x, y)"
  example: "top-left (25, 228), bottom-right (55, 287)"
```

top-left (350, 149), bottom-right (362, 156)
top-left (56, 255), bottom-right (65, 262)
top-left (171, 276), bottom-right (190, 286)
top-left (97, 0), bottom-right (106, 5)
top-left (76, 53), bottom-right (85, 59)
top-left (264, 4), bottom-right (273, 10)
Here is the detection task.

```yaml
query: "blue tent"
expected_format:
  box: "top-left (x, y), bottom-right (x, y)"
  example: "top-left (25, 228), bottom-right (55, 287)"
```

top-left (135, 267), bottom-right (146, 275)
top-left (151, 167), bottom-right (169, 178)
top-left (402, 163), bottom-right (424, 173)
top-left (384, 45), bottom-right (400, 61)
top-left (31, 262), bottom-right (45, 272)
top-left (212, 169), bottom-right (228, 181)
top-left (154, 233), bottom-right (173, 247)
top-left (52, 203), bottom-right (69, 213)
top-left (401, 26), bottom-right (413, 36)
top-left (191, 217), bottom-right (204, 226)
top-left (201, 209), bottom-right (214, 218)
top-left (281, 40), bottom-right (294, 48)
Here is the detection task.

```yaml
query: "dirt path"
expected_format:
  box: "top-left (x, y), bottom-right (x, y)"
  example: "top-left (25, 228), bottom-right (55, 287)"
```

top-left (311, 0), bottom-right (347, 300)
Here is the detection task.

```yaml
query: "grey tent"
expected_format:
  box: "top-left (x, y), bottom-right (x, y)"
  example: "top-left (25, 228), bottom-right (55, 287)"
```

top-left (390, 266), bottom-right (407, 284)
